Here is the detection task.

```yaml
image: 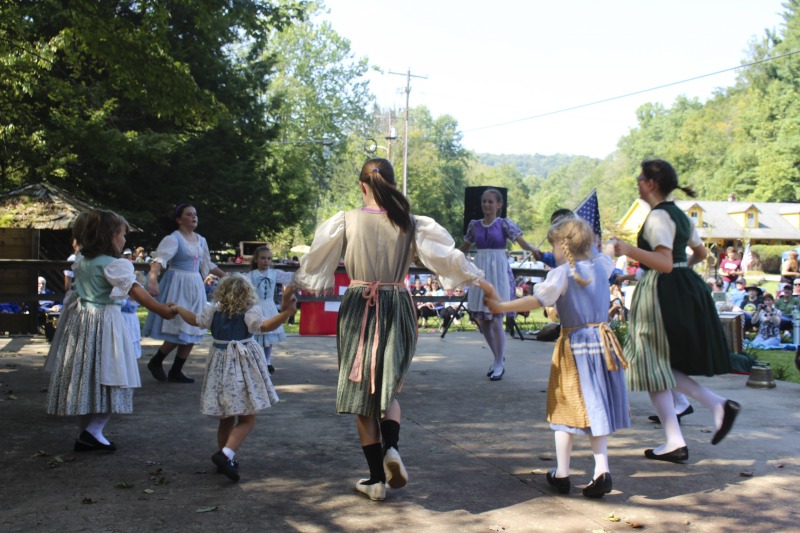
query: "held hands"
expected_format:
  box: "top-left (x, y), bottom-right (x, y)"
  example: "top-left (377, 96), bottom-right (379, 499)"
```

top-left (159, 302), bottom-right (178, 320)
top-left (478, 280), bottom-right (503, 314)
top-left (281, 285), bottom-right (298, 315)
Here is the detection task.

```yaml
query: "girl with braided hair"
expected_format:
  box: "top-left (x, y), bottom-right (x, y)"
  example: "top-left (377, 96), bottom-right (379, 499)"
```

top-left (293, 158), bottom-right (482, 501)
top-left (481, 217), bottom-right (630, 498)
top-left (612, 159), bottom-right (739, 464)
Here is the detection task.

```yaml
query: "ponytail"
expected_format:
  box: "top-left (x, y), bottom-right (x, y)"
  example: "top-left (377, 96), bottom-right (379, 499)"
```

top-left (359, 158), bottom-right (412, 233)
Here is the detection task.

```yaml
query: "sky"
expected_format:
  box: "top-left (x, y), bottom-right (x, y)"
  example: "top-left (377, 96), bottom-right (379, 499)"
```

top-left (319, 0), bottom-right (788, 159)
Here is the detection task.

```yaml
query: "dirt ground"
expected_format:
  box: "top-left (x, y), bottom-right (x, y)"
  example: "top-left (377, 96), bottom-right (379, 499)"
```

top-left (1, 332), bottom-right (799, 533)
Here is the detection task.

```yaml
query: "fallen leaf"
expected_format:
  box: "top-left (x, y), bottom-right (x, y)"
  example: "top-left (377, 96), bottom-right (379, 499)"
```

top-left (488, 525), bottom-right (505, 532)
top-left (115, 482), bottom-right (133, 489)
top-left (605, 513), bottom-right (621, 523)
top-left (739, 471), bottom-right (754, 477)
top-left (154, 477), bottom-right (169, 486)
top-left (683, 520), bottom-right (691, 525)
top-left (626, 521), bottom-right (644, 529)
top-left (7, 394), bottom-right (17, 400)
top-left (82, 497), bottom-right (94, 504)
top-left (699, 428), bottom-right (712, 433)
top-left (143, 489), bottom-right (154, 494)
top-left (196, 506), bottom-right (218, 513)
top-left (31, 450), bottom-right (49, 458)
top-left (773, 464), bottom-right (784, 468)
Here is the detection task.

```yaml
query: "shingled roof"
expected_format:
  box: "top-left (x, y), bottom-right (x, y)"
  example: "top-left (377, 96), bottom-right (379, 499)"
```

top-left (675, 200), bottom-right (800, 241)
top-left (0, 183), bottom-right (98, 230)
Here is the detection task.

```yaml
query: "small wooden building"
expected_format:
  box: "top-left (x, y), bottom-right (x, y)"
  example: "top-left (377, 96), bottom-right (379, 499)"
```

top-left (0, 183), bottom-right (96, 334)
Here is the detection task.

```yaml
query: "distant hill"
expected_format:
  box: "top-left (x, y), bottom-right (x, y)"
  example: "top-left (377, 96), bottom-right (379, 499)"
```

top-left (476, 153), bottom-right (580, 178)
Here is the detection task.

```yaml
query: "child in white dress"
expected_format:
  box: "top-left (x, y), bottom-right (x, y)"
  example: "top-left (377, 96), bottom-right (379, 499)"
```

top-left (170, 275), bottom-right (296, 482)
top-left (482, 218), bottom-right (630, 498)
top-left (247, 246), bottom-right (294, 374)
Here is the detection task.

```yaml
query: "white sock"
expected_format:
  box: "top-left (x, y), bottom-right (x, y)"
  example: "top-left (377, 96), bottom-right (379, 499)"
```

top-left (263, 345), bottom-right (273, 366)
top-left (553, 430), bottom-right (573, 478)
top-left (84, 413), bottom-right (111, 445)
top-left (589, 435), bottom-right (609, 479)
top-left (222, 447), bottom-right (236, 460)
top-left (672, 390), bottom-right (691, 413)
top-left (649, 389), bottom-right (686, 454)
top-left (672, 370), bottom-right (726, 429)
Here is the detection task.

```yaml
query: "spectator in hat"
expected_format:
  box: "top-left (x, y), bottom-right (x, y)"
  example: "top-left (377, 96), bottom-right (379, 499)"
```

top-left (741, 285), bottom-right (763, 331)
top-left (123, 248), bottom-right (133, 261)
top-left (751, 293), bottom-right (781, 347)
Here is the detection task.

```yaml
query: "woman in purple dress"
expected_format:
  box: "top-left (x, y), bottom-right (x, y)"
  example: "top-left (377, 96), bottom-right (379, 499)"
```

top-left (459, 189), bottom-right (541, 380)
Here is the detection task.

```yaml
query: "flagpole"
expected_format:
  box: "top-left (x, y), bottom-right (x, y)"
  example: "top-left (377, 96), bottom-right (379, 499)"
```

top-left (535, 189), bottom-right (598, 249)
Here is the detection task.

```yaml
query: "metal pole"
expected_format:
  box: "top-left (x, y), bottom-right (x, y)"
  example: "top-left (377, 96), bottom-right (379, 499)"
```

top-left (389, 69), bottom-right (427, 197)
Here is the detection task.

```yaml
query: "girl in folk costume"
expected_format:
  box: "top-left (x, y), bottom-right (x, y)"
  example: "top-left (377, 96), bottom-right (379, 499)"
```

top-left (170, 275), bottom-right (296, 482)
top-left (46, 210), bottom-right (176, 451)
top-left (482, 217), bottom-right (630, 498)
top-left (144, 203), bottom-right (228, 383)
top-left (247, 245), bottom-right (294, 373)
top-left (459, 188), bottom-right (542, 381)
top-left (293, 158), bottom-right (482, 501)
top-left (613, 159), bottom-right (740, 464)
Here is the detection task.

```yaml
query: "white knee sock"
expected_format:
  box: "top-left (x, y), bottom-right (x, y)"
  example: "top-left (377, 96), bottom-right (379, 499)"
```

top-left (672, 370), bottom-right (726, 429)
top-left (649, 389), bottom-right (686, 454)
top-left (589, 435), bottom-right (609, 478)
top-left (672, 390), bottom-right (691, 413)
top-left (84, 413), bottom-right (112, 444)
top-left (554, 430), bottom-right (573, 478)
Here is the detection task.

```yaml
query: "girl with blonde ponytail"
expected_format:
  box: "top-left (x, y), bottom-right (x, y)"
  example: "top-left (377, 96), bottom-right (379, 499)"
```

top-left (480, 217), bottom-right (630, 499)
top-left (293, 158), bottom-right (482, 501)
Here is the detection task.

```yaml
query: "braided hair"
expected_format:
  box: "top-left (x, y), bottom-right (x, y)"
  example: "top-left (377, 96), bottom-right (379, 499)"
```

top-left (547, 217), bottom-right (594, 287)
top-left (640, 159), bottom-right (696, 198)
top-left (359, 158), bottom-right (412, 233)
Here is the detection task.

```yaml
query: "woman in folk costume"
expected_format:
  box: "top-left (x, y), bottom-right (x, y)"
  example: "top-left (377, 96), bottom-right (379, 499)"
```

top-left (612, 159), bottom-right (740, 464)
top-left (293, 158), bottom-right (482, 501)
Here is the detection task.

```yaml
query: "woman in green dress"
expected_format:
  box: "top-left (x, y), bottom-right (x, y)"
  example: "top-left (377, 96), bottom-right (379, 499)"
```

top-left (612, 159), bottom-right (740, 463)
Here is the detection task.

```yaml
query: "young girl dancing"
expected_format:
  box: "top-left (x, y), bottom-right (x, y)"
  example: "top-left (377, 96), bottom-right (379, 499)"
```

top-left (170, 275), bottom-right (296, 482)
top-left (247, 246), bottom-right (294, 374)
top-left (482, 217), bottom-right (630, 498)
top-left (293, 158), bottom-right (482, 501)
top-left (46, 210), bottom-right (176, 452)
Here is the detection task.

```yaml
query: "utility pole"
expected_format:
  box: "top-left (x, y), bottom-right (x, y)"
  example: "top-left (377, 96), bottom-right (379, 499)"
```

top-left (389, 68), bottom-right (427, 197)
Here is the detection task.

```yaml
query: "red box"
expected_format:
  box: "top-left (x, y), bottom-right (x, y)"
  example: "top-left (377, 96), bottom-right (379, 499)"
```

top-left (299, 272), bottom-right (351, 336)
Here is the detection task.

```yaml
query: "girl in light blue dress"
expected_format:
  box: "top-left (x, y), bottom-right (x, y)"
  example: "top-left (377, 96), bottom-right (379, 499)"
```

top-left (482, 217), bottom-right (630, 499)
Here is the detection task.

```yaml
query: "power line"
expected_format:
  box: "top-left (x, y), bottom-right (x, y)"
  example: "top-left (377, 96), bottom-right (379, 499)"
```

top-left (465, 48), bottom-right (800, 133)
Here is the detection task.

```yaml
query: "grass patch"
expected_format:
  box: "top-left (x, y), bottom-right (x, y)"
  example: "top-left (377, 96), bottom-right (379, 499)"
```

top-left (747, 348), bottom-right (800, 384)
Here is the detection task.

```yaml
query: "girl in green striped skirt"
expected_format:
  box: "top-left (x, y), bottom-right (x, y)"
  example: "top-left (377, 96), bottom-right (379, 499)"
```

top-left (293, 158), bottom-right (482, 501)
top-left (612, 159), bottom-right (741, 464)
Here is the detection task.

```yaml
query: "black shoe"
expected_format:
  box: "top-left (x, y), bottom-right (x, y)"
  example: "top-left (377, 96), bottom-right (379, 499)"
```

top-left (211, 451), bottom-right (240, 481)
top-left (167, 370), bottom-right (195, 383)
top-left (74, 430), bottom-right (117, 453)
top-left (147, 359), bottom-right (167, 382)
top-left (644, 446), bottom-right (688, 463)
top-left (582, 473), bottom-right (612, 498)
top-left (489, 368), bottom-right (505, 381)
top-left (648, 404), bottom-right (694, 424)
top-left (267, 364), bottom-right (275, 374)
top-left (711, 400), bottom-right (741, 445)
top-left (486, 366), bottom-right (494, 377)
top-left (546, 469), bottom-right (570, 494)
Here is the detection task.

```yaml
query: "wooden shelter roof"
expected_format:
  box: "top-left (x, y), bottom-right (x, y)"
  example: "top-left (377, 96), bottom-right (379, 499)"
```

top-left (0, 182), bottom-right (98, 230)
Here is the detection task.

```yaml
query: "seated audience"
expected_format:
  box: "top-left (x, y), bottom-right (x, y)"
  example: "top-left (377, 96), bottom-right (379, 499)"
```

top-left (752, 293), bottom-right (781, 346)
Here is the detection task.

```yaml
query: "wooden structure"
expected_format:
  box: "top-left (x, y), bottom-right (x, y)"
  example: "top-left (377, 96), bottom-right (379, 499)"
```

top-left (0, 183), bottom-right (96, 334)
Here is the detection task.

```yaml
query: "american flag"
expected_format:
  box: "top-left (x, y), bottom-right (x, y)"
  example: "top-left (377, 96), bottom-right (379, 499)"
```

top-left (575, 189), bottom-right (601, 237)
top-left (741, 242), bottom-right (752, 274)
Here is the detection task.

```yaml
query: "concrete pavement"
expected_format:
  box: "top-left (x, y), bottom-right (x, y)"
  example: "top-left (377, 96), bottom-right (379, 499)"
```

top-left (0, 331), bottom-right (798, 532)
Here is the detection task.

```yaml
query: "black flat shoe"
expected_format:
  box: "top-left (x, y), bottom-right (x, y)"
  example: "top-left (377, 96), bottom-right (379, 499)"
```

top-left (486, 367), bottom-right (494, 377)
top-left (489, 368), bottom-right (505, 381)
top-left (711, 400), bottom-right (741, 445)
top-left (147, 359), bottom-right (167, 382)
top-left (546, 469), bottom-right (570, 494)
top-left (74, 430), bottom-right (117, 453)
top-left (644, 446), bottom-right (688, 463)
top-left (267, 364), bottom-right (275, 374)
top-left (167, 370), bottom-right (195, 383)
top-left (212, 450), bottom-right (240, 481)
top-left (582, 473), bottom-right (612, 498)
top-left (648, 404), bottom-right (694, 424)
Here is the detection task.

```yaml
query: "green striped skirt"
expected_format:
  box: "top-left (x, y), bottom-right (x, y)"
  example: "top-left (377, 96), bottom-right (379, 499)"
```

top-left (336, 285), bottom-right (418, 418)
top-left (625, 270), bottom-right (676, 392)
